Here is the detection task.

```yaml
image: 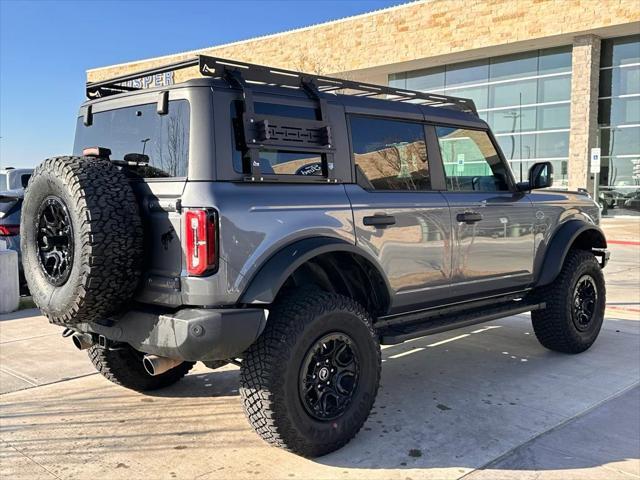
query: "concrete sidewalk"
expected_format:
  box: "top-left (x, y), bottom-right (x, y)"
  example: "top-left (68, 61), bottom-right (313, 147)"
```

top-left (1, 235), bottom-right (638, 479)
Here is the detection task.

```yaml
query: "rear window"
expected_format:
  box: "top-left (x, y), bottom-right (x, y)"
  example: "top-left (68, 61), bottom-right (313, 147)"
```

top-left (73, 100), bottom-right (190, 178)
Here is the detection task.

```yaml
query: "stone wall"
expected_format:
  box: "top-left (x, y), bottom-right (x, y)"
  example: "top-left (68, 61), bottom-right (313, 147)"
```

top-left (87, 0), bottom-right (640, 83)
top-left (568, 34), bottom-right (601, 192)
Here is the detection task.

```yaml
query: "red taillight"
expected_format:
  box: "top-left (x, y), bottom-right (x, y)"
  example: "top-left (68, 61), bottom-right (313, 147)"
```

top-left (184, 209), bottom-right (217, 276)
top-left (0, 225), bottom-right (19, 236)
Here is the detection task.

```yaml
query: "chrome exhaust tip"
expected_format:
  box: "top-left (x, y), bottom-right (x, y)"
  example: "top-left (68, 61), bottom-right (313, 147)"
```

top-left (142, 354), bottom-right (182, 376)
top-left (71, 332), bottom-right (94, 350)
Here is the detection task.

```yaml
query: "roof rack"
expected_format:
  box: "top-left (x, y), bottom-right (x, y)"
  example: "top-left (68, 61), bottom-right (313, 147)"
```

top-left (85, 54), bottom-right (478, 115)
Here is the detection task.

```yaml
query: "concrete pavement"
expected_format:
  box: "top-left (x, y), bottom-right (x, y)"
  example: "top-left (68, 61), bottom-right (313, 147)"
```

top-left (1, 222), bottom-right (638, 479)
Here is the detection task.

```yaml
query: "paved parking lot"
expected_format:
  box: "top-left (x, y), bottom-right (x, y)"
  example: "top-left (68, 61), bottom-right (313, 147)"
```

top-left (1, 218), bottom-right (638, 480)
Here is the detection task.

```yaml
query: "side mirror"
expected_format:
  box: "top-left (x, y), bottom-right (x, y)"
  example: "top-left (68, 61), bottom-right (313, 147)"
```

top-left (523, 161), bottom-right (553, 190)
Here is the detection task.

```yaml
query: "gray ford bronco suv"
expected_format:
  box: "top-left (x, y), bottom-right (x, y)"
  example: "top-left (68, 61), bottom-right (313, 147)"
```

top-left (21, 56), bottom-right (609, 457)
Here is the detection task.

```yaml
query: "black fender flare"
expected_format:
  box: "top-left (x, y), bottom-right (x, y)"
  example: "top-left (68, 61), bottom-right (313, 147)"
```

top-left (238, 236), bottom-right (392, 306)
top-left (536, 220), bottom-right (608, 287)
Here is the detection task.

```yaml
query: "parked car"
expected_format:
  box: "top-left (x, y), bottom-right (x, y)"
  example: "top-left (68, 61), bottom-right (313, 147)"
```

top-left (600, 189), bottom-right (627, 209)
top-left (21, 56), bottom-right (609, 457)
top-left (0, 167), bottom-right (33, 294)
top-left (623, 191), bottom-right (640, 211)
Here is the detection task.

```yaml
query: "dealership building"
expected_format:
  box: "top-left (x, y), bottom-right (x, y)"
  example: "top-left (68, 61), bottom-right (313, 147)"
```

top-left (89, 0), bottom-right (640, 194)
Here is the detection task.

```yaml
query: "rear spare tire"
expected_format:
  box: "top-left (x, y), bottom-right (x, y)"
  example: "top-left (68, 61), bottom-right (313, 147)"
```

top-left (21, 156), bottom-right (144, 325)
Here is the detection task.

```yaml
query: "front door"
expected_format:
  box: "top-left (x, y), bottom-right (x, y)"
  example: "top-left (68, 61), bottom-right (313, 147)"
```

top-left (433, 125), bottom-right (535, 298)
top-left (345, 115), bottom-right (453, 314)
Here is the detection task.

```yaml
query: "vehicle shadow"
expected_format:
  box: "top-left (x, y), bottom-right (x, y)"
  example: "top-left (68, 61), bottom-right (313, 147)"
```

top-left (131, 315), bottom-right (640, 473)
top-left (148, 368), bottom-right (240, 398)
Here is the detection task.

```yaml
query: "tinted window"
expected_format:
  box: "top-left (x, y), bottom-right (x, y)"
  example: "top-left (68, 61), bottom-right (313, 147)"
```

top-left (20, 174), bottom-right (31, 188)
top-left (73, 100), bottom-right (190, 178)
top-left (0, 174), bottom-right (6, 190)
top-left (231, 102), bottom-right (325, 176)
top-left (436, 126), bottom-right (510, 192)
top-left (256, 151), bottom-right (323, 176)
top-left (255, 102), bottom-right (318, 120)
top-left (350, 116), bottom-right (430, 191)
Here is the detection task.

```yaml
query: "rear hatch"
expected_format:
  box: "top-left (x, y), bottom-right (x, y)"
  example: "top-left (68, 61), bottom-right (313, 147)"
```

top-left (73, 99), bottom-right (191, 306)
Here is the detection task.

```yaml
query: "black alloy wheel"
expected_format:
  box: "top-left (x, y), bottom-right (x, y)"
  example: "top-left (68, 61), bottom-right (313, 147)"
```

top-left (572, 274), bottom-right (598, 332)
top-left (36, 196), bottom-right (74, 286)
top-left (299, 332), bottom-right (360, 421)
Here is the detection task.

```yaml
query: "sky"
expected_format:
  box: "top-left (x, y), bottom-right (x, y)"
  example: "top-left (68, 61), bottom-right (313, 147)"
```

top-left (0, 0), bottom-right (407, 169)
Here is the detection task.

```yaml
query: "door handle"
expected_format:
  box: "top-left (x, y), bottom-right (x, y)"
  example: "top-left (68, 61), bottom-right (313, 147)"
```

top-left (363, 214), bottom-right (396, 228)
top-left (456, 211), bottom-right (483, 224)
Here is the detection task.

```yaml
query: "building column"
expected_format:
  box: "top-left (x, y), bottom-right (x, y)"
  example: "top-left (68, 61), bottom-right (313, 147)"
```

top-left (568, 35), bottom-right (601, 192)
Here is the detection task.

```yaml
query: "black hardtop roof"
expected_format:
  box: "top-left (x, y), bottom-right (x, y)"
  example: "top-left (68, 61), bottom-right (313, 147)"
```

top-left (86, 55), bottom-right (479, 118)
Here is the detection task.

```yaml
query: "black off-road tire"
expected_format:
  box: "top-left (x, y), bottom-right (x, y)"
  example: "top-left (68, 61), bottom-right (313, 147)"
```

top-left (88, 345), bottom-right (194, 392)
top-left (20, 156), bottom-right (144, 325)
top-left (240, 290), bottom-right (380, 457)
top-left (532, 249), bottom-right (606, 353)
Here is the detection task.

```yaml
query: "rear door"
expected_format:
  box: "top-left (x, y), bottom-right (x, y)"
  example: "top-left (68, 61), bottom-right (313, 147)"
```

top-left (345, 115), bottom-right (453, 313)
top-left (73, 94), bottom-right (194, 305)
top-left (431, 124), bottom-right (535, 297)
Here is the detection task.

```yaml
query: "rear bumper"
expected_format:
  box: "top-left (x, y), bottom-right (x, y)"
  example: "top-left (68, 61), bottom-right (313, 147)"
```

top-left (80, 307), bottom-right (268, 361)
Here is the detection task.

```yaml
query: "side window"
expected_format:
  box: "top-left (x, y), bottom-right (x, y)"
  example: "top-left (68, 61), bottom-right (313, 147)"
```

top-left (435, 126), bottom-right (510, 192)
top-left (231, 101), bottom-right (325, 177)
top-left (349, 116), bottom-right (430, 191)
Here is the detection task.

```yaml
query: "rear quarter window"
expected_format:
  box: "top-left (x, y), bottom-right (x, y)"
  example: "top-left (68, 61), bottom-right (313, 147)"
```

top-left (231, 101), bottom-right (326, 177)
top-left (73, 100), bottom-right (190, 178)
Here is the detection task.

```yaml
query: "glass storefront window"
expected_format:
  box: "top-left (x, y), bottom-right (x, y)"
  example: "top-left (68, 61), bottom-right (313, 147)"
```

top-left (388, 46), bottom-right (572, 187)
top-left (601, 35), bottom-right (640, 67)
top-left (535, 131), bottom-right (570, 158)
top-left (599, 98), bottom-right (640, 127)
top-left (389, 72), bottom-right (406, 89)
top-left (489, 78), bottom-right (538, 108)
top-left (538, 75), bottom-right (571, 103)
top-left (445, 85), bottom-right (488, 110)
top-left (599, 66), bottom-right (640, 97)
top-left (600, 127), bottom-right (640, 157)
top-left (495, 133), bottom-right (536, 162)
top-left (406, 66), bottom-right (444, 92)
top-left (487, 107), bottom-right (537, 134)
top-left (537, 104), bottom-right (571, 130)
top-left (538, 46), bottom-right (572, 75)
top-left (600, 157), bottom-right (640, 190)
top-left (489, 51), bottom-right (538, 81)
top-left (599, 36), bottom-right (640, 195)
top-left (445, 59), bottom-right (489, 88)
